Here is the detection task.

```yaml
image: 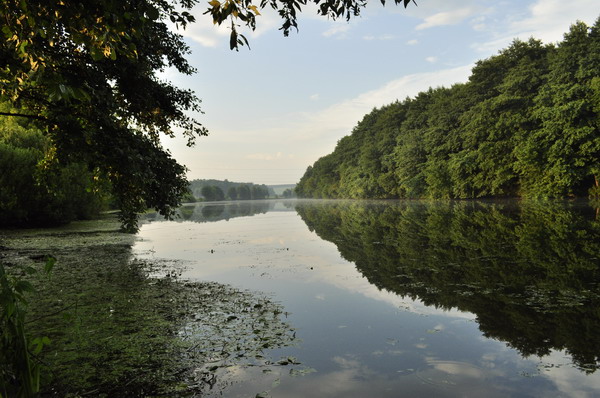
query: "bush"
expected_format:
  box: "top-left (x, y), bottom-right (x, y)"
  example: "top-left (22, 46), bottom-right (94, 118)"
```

top-left (0, 122), bottom-right (109, 227)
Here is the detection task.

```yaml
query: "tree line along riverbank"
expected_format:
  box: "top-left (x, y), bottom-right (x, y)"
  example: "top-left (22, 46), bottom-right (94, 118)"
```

top-left (296, 18), bottom-right (600, 201)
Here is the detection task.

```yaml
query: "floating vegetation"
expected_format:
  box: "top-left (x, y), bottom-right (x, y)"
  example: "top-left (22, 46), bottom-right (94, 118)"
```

top-left (176, 282), bottom-right (299, 395)
top-left (0, 215), bottom-right (300, 396)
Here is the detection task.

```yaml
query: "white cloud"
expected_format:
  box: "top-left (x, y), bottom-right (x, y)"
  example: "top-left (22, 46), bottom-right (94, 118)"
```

top-left (425, 56), bottom-right (438, 63)
top-left (540, 350), bottom-right (600, 397)
top-left (472, 23), bottom-right (486, 31)
top-left (518, 0), bottom-right (599, 42)
top-left (195, 63), bottom-right (473, 182)
top-left (323, 23), bottom-right (351, 38)
top-left (472, 0), bottom-right (600, 53)
top-left (176, 16), bottom-right (229, 48)
top-left (309, 93), bottom-right (320, 101)
top-left (165, 63), bottom-right (474, 183)
top-left (299, 64), bottom-right (473, 139)
top-left (470, 15), bottom-right (487, 32)
top-left (406, 39), bottom-right (419, 45)
top-left (416, 7), bottom-right (476, 30)
top-left (364, 34), bottom-right (395, 41)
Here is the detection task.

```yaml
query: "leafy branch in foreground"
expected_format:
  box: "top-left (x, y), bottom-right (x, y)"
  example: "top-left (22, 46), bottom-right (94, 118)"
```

top-left (1, 0), bottom-right (207, 231)
top-left (205, 0), bottom-right (417, 50)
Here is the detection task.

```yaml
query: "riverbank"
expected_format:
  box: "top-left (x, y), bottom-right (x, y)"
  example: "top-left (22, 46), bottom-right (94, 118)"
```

top-left (0, 213), bottom-right (297, 396)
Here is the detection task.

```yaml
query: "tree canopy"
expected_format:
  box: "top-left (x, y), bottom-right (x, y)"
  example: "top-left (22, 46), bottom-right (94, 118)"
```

top-left (1, 0), bottom-right (417, 230)
top-left (1, 0), bottom-right (208, 230)
top-left (296, 18), bottom-right (600, 200)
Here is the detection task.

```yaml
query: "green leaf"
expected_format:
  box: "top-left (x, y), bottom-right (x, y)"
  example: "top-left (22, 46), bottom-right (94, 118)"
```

top-left (146, 7), bottom-right (159, 20)
top-left (44, 255), bottom-right (56, 274)
top-left (31, 336), bottom-right (52, 354)
top-left (15, 280), bottom-right (35, 294)
top-left (90, 47), bottom-right (103, 61)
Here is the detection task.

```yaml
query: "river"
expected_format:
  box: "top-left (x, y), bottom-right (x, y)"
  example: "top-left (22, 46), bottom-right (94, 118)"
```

top-left (136, 199), bottom-right (600, 397)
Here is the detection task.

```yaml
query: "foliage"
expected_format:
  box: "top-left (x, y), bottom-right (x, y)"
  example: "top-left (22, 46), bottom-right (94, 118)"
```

top-left (190, 179), bottom-right (272, 200)
top-left (0, 0), bottom-right (207, 231)
top-left (228, 186), bottom-right (239, 200)
top-left (204, 0), bottom-right (416, 50)
top-left (181, 190), bottom-right (197, 203)
top-left (297, 19), bottom-right (600, 200)
top-left (0, 107), bottom-right (109, 227)
top-left (2, 217), bottom-right (299, 396)
top-left (201, 185), bottom-right (226, 201)
top-left (0, 257), bottom-right (54, 398)
top-left (296, 200), bottom-right (600, 371)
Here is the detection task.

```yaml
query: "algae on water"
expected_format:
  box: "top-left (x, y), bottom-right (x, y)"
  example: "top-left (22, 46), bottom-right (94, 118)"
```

top-left (0, 215), bottom-right (299, 396)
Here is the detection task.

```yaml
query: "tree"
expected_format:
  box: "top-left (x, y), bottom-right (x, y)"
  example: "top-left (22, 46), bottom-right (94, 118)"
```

top-left (228, 186), bottom-right (239, 200)
top-left (237, 184), bottom-right (252, 200)
top-left (0, 104), bottom-right (109, 226)
top-left (200, 185), bottom-right (225, 201)
top-left (250, 185), bottom-right (269, 199)
top-left (1, 0), bottom-right (208, 231)
top-left (515, 19), bottom-right (600, 197)
top-left (456, 39), bottom-right (552, 197)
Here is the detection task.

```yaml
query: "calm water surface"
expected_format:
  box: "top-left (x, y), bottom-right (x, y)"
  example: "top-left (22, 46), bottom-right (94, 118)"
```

top-left (135, 199), bottom-right (600, 397)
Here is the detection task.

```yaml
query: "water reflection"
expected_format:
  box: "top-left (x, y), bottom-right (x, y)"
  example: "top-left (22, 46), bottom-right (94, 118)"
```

top-left (296, 200), bottom-right (600, 372)
top-left (145, 201), bottom-right (276, 223)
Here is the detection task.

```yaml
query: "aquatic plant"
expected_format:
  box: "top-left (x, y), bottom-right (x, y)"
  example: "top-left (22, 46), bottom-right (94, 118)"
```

top-left (0, 256), bottom-right (54, 397)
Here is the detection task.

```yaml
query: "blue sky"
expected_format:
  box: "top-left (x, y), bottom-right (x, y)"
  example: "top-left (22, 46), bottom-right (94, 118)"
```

top-left (162, 0), bottom-right (599, 185)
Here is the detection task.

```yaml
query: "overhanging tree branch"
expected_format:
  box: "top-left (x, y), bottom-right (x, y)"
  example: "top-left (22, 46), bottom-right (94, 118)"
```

top-left (0, 112), bottom-right (47, 121)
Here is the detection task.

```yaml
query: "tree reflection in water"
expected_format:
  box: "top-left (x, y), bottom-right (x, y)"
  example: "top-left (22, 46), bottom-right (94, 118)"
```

top-left (296, 200), bottom-right (600, 372)
top-left (145, 201), bottom-right (273, 223)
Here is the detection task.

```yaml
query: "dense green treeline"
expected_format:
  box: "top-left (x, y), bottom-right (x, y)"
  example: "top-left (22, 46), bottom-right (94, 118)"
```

top-left (189, 179), bottom-right (272, 201)
top-left (0, 105), bottom-right (109, 227)
top-left (296, 200), bottom-right (600, 371)
top-left (296, 19), bottom-right (600, 199)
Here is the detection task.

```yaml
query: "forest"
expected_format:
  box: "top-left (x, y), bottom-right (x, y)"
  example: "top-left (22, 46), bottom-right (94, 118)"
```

top-left (296, 19), bottom-right (600, 200)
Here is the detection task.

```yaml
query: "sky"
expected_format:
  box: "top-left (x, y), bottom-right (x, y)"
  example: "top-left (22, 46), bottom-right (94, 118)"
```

top-left (161, 0), bottom-right (600, 185)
